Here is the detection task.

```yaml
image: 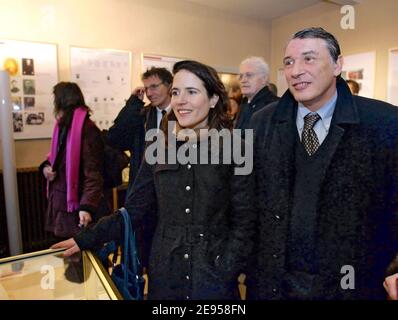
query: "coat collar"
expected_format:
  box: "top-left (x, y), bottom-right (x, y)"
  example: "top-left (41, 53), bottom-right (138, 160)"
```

top-left (244, 85), bottom-right (276, 107)
top-left (274, 78), bottom-right (360, 126)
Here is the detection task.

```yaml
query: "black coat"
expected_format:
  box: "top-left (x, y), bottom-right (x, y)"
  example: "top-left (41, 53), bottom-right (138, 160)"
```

top-left (106, 95), bottom-right (158, 189)
top-left (235, 85), bottom-right (279, 130)
top-left (75, 134), bottom-right (256, 300)
top-left (106, 95), bottom-right (159, 267)
top-left (248, 79), bottom-right (398, 300)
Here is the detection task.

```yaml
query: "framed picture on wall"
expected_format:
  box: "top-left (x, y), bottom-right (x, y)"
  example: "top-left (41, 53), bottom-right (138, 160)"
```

top-left (141, 53), bottom-right (184, 74)
top-left (70, 46), bottom-right (132, 131)
top-left (218, 72), bottom-right (239, 93)
top-left (341, 51), bottom-right (376, 98)
top-left (0, 39), bottom-right (58, 139)
top-left (387, 47), bottom-right (398, 106)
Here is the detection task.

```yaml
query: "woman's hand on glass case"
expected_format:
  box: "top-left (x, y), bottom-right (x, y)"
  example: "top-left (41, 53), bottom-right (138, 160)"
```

top-left (51, 238), bottom-right (81, 257)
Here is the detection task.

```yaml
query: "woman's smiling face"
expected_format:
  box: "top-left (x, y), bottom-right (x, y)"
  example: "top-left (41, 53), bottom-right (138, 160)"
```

top-left (171, 69), bottom-right (218, 129)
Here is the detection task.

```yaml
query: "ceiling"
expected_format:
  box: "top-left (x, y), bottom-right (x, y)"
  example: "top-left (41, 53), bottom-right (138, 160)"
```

top-left (184, 0), bottom-right (323, 21)
top-left (183, 0), bottom-right (360, 22)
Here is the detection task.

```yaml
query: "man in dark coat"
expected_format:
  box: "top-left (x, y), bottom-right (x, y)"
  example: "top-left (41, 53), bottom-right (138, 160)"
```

top-left (106, 67), bottom-right (173, 270)
top-left (235, 56), bottom-right (279, 131)
top-left (107, 67), bottom-right (173, 190)
top-left (248, 27), bottom-right (398, 300)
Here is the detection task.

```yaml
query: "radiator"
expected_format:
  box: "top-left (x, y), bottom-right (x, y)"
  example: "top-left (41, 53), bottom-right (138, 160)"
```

top-left (0, 168), bottom-right (57, 257)
top-left (16, 168), bottom-right (57, 253)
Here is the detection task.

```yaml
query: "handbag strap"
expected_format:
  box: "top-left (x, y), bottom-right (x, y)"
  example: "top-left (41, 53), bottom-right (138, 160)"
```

top-left (118, 207), bottom-right (141, 282)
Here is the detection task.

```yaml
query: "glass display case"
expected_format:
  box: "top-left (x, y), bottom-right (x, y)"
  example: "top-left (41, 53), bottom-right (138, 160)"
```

top-left (0, 249), bottom-right (122, 300)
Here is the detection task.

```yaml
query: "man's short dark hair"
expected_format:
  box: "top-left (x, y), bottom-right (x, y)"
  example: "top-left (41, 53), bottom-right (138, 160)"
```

top-left (292, 27), bottom-right (341, 62)
top-left (142, 67), bottom-right (173, 85)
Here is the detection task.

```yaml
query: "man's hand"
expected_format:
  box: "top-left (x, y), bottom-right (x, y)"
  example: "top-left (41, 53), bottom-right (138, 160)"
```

top-left (79, 210), bottom-right (92, 227)
top-left (43, 166), bottom-right (57, 181)
top-left (51, 238), bottom-right (81, 257)
top-left (383, 274), bottom-right (398, 300)
top-left (133, 86), bottom-right (145, 101)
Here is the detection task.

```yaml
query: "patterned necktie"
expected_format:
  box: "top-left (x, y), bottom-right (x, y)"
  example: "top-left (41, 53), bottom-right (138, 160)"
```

top-left (302, 113), bottom-right (321, 156)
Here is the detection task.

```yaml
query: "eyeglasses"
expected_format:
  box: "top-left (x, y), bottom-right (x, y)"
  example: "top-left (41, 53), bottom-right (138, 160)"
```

top-left (144, 82), bottom-right (164, 92)
top-left (238, 72), bottom-right (264, 80)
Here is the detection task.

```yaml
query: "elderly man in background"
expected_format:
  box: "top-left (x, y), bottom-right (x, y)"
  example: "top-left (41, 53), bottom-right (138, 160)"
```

top-left (235, 56), bottom-right (279, 131)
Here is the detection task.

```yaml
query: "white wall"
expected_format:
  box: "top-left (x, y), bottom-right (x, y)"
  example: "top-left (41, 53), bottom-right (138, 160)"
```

top-left (270, 0), bottom-right (398, 101)
top-left (0, 0), bottom-right (271, 168)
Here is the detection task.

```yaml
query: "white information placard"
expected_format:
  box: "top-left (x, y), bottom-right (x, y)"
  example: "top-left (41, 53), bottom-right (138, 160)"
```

top-left (387, 48), bottom-right (398, 106)
top-left (70, 47), bottom-right (131, 130)
top-left (341, 51), bottom-right (376, 98)
top-left (0, 39), bottom-right (58, 139)
top-left (141, 54), bottom-right (183, 73)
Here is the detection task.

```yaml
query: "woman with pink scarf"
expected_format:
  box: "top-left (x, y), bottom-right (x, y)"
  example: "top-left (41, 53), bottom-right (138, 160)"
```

top-left (40, 82), bottom-right (109, 239)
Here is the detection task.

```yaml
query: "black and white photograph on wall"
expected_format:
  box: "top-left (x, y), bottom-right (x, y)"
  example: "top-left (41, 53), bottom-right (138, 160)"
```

top-left (23, 79), bottom-right (35, 95)
top-left (13, 112), bottom-right (23, 132)
top-left (25, 112), bottom-right (44, 125)
top-left (24, 96), bottom-right (35, 108)
top-left (22, 58), bottom-right (35, 75)
top-left (10, 78), bottom-right (20, 93)
top-left (11, 97), bottom-right (22, 111)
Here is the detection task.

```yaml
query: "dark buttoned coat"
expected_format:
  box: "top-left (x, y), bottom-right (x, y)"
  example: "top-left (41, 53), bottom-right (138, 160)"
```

top-left (248, 79), bottom-right (398, 299)
top-left (75, 133), bottom-right (256, 300)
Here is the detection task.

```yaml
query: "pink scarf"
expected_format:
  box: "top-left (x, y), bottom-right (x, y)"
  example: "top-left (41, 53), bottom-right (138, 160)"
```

top-left (48, 107), bottom-right (87, 212)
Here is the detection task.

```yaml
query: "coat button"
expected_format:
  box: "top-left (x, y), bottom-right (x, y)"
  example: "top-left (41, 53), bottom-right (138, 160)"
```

top-left (192, 144), bottom-right (197, 149)
top-left (184, 253), bottom-right (189, 259)
top-left (275, 215), bottom-right (280, 220)
top-left (186, 275), bottom-right (190, 280)
top-left (185, 208), bottom-right (191, 214)
top-left (272, 254), bottom-right (278, 259)
top-left (187, 164), bottom-right (192, 169)
top-left (186, 296), bottom-right (190, 300)
top-left (185, 186), bottom-right (191, 191)
top-left (272, 288), bottom-right (277, 294)
top-left (199, 233), bottom-right (204, 237)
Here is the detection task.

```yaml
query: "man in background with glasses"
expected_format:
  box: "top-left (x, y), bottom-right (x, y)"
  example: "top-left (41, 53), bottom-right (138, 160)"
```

top-left (235, 56), bottom-right (279, 132)
top-left (107, 67), bottom-right (172, 189)
top-left (106, 67), bottom-right (173, 276)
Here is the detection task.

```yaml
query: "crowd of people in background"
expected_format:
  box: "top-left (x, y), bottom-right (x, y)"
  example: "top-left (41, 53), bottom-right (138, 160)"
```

top-left (44, 27), bottom-right (398, 300)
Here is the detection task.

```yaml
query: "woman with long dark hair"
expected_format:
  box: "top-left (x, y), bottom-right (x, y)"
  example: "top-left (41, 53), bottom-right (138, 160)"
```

top-left (40, 82), bottom-right (108, 238)
top-left (52, 62), bottom-right (255, 300)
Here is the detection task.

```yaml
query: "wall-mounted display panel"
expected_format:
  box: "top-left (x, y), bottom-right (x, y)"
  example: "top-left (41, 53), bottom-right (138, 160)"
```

top-left (70, 47), bottom-right (131, 130)
top-left (341, 51), bottom-right (376, 98)
top-left (141, 53), bottom-right (183, 73)
top-left (0, 39), bottom-right (58, 139)
top-left (387, 48), bottom-right (398, 106)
